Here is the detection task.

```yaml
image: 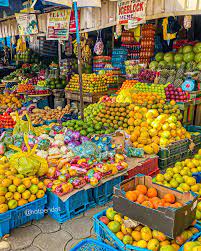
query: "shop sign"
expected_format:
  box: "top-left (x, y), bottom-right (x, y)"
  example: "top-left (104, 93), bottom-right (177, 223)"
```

top-left (69, 9), bottom-right (80, 33)
top-left (15, 13), bottom-right (38, 35)
top-left (117, 0), bottom-right (147, 25)
top-left (47, 9), bottom-right (71, 40)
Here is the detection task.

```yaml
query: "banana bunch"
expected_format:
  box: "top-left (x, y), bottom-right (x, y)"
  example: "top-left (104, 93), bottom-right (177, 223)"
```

top-left (37, 80), bottom-right (46, 87)
top-left (82, 44), bottom-right (92, 63)
top-left (73, 34), bottom-right (92, 64)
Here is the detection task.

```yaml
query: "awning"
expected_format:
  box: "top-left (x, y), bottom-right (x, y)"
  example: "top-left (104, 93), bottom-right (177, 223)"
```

top-left (0, 0), bottom-right (9, 7)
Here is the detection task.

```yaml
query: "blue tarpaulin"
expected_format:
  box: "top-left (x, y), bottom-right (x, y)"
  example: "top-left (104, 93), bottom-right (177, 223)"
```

top-left (0, 0), bottom-right (9, 7)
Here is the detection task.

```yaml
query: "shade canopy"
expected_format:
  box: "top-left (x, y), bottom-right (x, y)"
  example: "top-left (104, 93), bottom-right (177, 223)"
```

top-left (0, 0), bottom-right (9, 6)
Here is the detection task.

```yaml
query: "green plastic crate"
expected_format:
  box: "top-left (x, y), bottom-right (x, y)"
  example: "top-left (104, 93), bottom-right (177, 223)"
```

top-left (158, 150), bottom-right (192, 170)
top-left (158, 139), bottom-right (190, 159)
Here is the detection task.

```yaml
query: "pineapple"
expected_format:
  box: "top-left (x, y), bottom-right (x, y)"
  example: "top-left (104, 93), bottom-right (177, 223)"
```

top-left (159, 77), bottom-right (167, 85)
top-left (166, 75), bottom-right (175, 84)
top-left (174, 79), bottom-right (183, 88)
top-left (176, 68), bottom-right (185, 79)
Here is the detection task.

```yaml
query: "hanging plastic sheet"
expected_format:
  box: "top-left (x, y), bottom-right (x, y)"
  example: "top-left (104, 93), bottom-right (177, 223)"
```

top-left (0, 0), bottom-right (9, 7)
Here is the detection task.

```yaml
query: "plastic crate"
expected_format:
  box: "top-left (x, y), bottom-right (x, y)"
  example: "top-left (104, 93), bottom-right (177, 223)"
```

top-left (179, 231), bottom-right (201, 251)
top-left (158, 139), bottom-right (190, 159)
top-left (37, 98), bottom-right (49, 109)
top-left (125, 157), bottom-right (159, 180)
top-left (93, 209), bottom-right (201, 251)
top-left (93, 176), bottom-right (124, 206)
top-left (158, 151), bottom-right (191, 170)
top-left (0, 195), bottom-right (47, 237)
top-left (46, 175), bottom-right (124, 223)
top-left (185, 125), bottom-right (201, 154)
top-left (70, 238), bottom-right (117, 251)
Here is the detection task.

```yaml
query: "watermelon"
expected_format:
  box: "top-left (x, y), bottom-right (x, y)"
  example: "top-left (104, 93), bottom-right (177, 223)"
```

top-left (183, 45), bottom-right (193, 54)
top-left (183, 52), bottom-right (195, 63)
top-left (195, 52), bottom-right (201, 63)
top-left (149, 61), bottom-right (158, 70)
top-left (193, 42), bottom-right (201, 54)
top-left (174, 53), bottom-right (183, 63)
top-left (158, 61), bottom-right (166, 68)
top-left (155, 52), bottom-right (164, 62)
top-left (164, 52), bottom-right (174, 62)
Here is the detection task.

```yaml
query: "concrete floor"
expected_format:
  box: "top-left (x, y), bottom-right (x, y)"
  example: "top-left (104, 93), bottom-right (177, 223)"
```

top-left (0, 204), bottom-right (110, 251)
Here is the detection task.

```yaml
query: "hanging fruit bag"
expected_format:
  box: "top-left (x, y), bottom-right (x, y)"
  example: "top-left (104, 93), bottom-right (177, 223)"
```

top-left (94, 30), bottom-right (104, 55)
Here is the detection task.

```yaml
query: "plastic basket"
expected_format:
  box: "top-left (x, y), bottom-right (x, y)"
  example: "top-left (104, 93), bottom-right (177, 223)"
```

top-left (185, 125), bottom-right (201, 154)
top-left (158, 139), bottom-right (190, 159)
top-left (125, 157), bottom-right (159, 180)
top-left (179, 231), bottom-right (201, 251)
top-left (158, 151), bottom-right (191, 169)
top-left (93, 209), bottom-right (201, 251)
top-left (70, 238), bottom-right (117, 251)
top-left (0, 195), bottom-right (47, 237)
top-left (37, 98), bottom-right (49, 109)
top-left (46, 175), bottom-right (124, 223)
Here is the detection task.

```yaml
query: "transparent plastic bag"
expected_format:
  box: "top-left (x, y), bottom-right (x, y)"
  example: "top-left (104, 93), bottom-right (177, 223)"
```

top-left (9, 134), bottom-right (48, 177)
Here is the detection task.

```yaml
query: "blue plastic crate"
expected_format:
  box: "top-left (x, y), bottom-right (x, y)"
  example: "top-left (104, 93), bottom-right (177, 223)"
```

top-left (37, 98), bottom-right (49, 109)
top-left (193, 172), bottom-right (201, 183)
top-left (0, 195), bottom-right (47, 237)
top-left (47, 175), bottom-right (124, 223)
top-left (179, 231), bottom-right (201, 251)
top-left (46, 189), bottom-right (92, 224)
top-left (93, 176), bottom-right (124, 206)
top-left (70, 238), bottom-right (117, 251)
top-left (93, 209), bottom-right (201, 251)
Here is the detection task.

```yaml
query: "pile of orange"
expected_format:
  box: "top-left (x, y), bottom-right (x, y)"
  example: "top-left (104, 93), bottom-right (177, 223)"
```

top-left (125, 184), bottom-right (183, 209)
top-left (131, 92), bottom-right (164, 107)
top-left (116, 80), bottom-right (138, 94)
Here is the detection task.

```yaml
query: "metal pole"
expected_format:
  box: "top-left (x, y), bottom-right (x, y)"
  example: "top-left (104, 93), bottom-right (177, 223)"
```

top-left (73, 0), bottom-right (84, 120)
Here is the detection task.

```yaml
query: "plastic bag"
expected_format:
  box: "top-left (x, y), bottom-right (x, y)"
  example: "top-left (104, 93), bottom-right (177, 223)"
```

top-left (13, 113), bottom-right (34, 135)
top-left (9, 134), bottom-right (48, 177)
top-left (94, 30), bottom-right (104, 55)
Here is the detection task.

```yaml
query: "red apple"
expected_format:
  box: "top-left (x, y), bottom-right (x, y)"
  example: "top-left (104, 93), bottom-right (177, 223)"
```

top-left (99, 216), bottom-right (110, 225)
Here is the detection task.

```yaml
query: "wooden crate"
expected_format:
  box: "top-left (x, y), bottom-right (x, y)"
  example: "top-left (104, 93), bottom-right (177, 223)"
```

top-left (195, 103), bottom-right (201, 126)
top-left (65, 91), bottom-right (107, 106)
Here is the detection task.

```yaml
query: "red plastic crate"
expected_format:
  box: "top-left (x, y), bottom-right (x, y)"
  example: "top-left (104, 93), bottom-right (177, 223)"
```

top-left (125, 157), bottom-right (159, 179)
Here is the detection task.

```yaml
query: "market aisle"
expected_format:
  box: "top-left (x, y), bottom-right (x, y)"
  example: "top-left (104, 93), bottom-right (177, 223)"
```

top-left (0, 204), bottom-right (109, 251)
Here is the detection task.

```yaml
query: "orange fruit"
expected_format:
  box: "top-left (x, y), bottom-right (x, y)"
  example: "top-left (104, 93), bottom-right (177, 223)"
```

top-left (163, 194), bottom-right (175, 204)
top-left (147, 188), bottom-right (158, 198)
top-left (126, 191), bottom-right (137, 202)
top-left (136, 185), bottom-right (147, 195)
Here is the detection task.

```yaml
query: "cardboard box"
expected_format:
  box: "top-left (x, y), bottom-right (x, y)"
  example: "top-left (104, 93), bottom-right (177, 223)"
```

top-left (113, 175), bottom-right (198, 239)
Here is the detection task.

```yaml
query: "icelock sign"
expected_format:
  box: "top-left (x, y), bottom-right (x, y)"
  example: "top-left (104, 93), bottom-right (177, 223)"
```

top-left (117, 0), bottom-right (147, 25)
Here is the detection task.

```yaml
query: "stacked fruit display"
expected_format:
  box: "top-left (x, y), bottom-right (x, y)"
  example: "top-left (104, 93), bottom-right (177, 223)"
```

top-left (17, 79), bottom-right (34, 93)
top-left (66, 74), bottom-right (108, 93)
top-left (165, 84), bottom-right (189, 102)
top-left (99, 208), bottom-right (198, 250)
top-left (0, 159), bottom-right (46, 214)
top-left (29, 105), bottom-right (71, 125)
top-left (0, 94), bottom-right (22, 111)
top-left (138, 69), bottom-right (157, 83)
top-left (149, 42), bottom-right (201, 86)
top-left (155, 150), bottom-right (201, 192)
top-left (46, 75), bottom-right (67, 90)
top-left (133, 82), bottom-right (166, 99)
top-left (125, 61), bottom-right (142, 76)
top-left (128, 106), bottom-right (190, 153)
top-left (117, 80), bottom-right (138, 94)
top-left (0, 113), bottom-right (16, 129)
top-left (140, 24), bottom-right (155, 64)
